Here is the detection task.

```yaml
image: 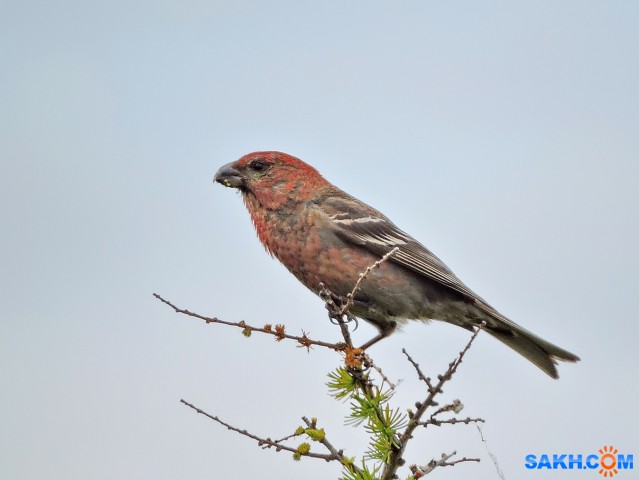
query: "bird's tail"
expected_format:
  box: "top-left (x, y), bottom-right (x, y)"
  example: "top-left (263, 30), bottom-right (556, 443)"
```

top-left (479, 311), bottom-right (579, 379)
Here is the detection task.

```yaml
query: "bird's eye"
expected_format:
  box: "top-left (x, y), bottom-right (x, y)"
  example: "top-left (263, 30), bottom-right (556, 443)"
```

top-left (250, 160), bottom-right (268, 172)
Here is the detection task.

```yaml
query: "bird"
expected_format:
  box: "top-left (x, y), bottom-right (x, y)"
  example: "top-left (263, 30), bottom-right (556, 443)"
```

top-left (214, 151), bottom-right (579, 378)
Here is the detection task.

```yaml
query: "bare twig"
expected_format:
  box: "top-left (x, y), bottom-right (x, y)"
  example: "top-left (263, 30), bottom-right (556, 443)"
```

top-left (477, 425), bottom-right (507, 480)
top-left (154, 293), bottom-right (343, 351)
top-left (419, 416), bottom-right (485, 428)
top-left (402, 348), bottom-right (435, 393)
top-left (339, 247), bottom-right (400, 316)
top-left (363, 354), bottom-right (397, 391)
top-left (269, 430), bottom-right (303, 447)
top-left (180, 400), bottom-right (338, 461)
top-left (410, 451), bottom-right (481, 477)
top-left (381, 323), bottom-right (486, 479)
top-left (430, 399), bottom-right (464, 417)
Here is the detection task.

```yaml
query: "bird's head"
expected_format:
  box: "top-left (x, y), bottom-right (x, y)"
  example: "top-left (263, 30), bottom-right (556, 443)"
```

top-left (214, 151), bottom-right (329, 209)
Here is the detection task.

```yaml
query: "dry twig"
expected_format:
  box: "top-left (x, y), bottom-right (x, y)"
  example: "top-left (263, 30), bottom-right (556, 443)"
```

top-left (410, 451), bottom-right (481, 477)
top-left (154, 293), bottom-right (343, 351)
top-left (380, 323), bottom-right (486, 479)
top-left (339, 247), bottom-right (400, 316)
top-left (180, 400), bottom-right (338, 461)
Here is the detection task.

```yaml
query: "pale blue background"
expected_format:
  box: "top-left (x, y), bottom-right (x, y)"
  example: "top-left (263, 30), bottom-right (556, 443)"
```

top-left (2, 1), bottom-right (638, 479)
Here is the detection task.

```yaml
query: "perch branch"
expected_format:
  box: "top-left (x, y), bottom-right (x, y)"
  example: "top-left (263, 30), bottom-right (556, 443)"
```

top-left (154, 293), bottom-right (343, 351)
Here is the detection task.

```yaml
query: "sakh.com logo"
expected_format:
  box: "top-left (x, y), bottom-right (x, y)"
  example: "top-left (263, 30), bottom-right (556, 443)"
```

top-left (525, 445), bottom-right (634, 477)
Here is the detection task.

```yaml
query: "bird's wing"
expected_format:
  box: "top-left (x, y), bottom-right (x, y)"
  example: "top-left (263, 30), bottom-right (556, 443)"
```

top-left (320, 194), bottom-right (484, 303)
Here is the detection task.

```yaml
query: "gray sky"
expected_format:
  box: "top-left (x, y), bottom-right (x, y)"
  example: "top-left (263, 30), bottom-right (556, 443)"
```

top-left (1, 1), bottom-right (638, 479)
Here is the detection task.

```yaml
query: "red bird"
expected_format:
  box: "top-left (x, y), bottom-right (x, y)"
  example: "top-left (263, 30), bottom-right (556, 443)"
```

top-left (214, 151), bottom-right (579, 378)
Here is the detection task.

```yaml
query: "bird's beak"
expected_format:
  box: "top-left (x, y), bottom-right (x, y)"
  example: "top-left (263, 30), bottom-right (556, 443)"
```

top-left (214, 162), bottom-right (245, 189)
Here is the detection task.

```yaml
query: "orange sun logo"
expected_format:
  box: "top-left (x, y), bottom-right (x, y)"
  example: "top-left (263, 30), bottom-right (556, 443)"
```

top-left (599, 446), bottom-right (619, 477)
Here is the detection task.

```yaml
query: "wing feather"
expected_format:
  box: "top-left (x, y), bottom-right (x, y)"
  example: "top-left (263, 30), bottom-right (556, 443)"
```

top-left (319, 195), bottom-right (484, 303)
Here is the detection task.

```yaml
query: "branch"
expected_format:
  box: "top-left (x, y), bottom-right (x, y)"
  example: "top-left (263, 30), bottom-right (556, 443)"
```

top-left (418, 400), bottom-right (484, 427)
top-left (409, 451), bottom-right (481, 478)
top-left (477, 425), bottom-right (507, 480)
top-left (403, 349), bottom-right (436, 393)
top-left (180, 399), bottom-right (338, 461)
top-left (163, 248), bottom-right (485, 478)
top-left (363, 354), bottom-right (397, 391)
top-left (301, 416), bottom-right (362, 475)
top-left (154, 293), bottom-right (343, 351)
top-left (339, 247), bottom-right (400, 316)
top-left (381, 323), bottom-right (485, 479)
top-left (419, 416), bottom-right (485, 428)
